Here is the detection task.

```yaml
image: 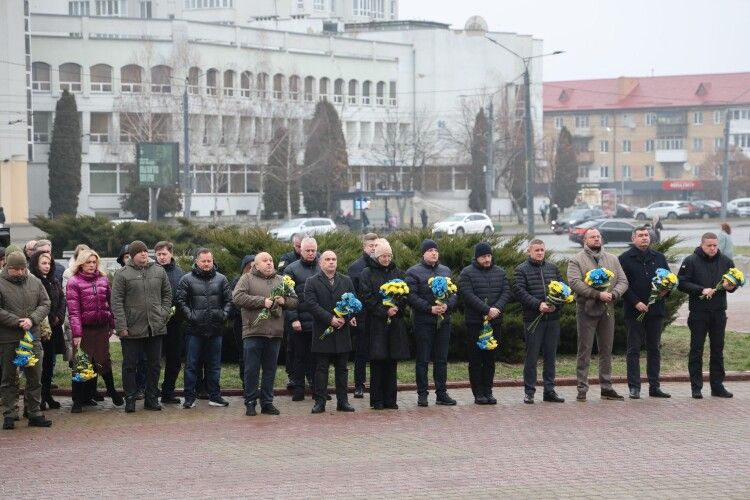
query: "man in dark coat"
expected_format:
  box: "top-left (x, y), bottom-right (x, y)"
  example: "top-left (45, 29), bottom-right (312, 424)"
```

top-left (459, 242), bottom-right (511, 405)
top-left (175, 248), bottom-right (233, 409)
top-left (514, 239), bottom-right (566, 404)
top-left (677, 232), bottom-right (737, 399)
top-left (278, 236), bottom-right (302, 388)
top-left (618, 227), bottom-right (672, 400)
top-left (154, 240), bottom-right (186, 404)
top-left (405, 239), bottom-right (459, 407)
top-left (305, 250), bottom-right (356, 413)
top-left (346, 232), bottom-right (378, 398)
top-left (284, 237), bottom-right (320, 400)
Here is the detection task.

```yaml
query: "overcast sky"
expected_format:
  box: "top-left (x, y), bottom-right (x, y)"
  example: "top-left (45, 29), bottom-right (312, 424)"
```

top-left (398, 0), bottom-right (750, 82)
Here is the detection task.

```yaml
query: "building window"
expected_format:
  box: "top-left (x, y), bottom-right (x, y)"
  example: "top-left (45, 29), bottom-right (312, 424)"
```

top-left (32, 111), bottom-right (51, 143)
top-left (578, 166), bottom-right (588, 179)
top-left (714, 110), bottom-right (723, 124)
top-left (190, 164), bottom-right (258, 193)
top-left (314, 0), bottom-right (324, 10)
top-left (730, 108), bottom-right (750, 120)
top-left (69, 1), bottom-right (90, 15)
top-left (95, 1), bottom-right (126, 16)
top-left (645, 112), bottom-right (656, 126)
top-left (90, 112), bottom-right (110, 143)
top-left (297, 0), bottom-right (304, 8)
top-left (185, 0), bottom-right (233, 7)
top-left (90, 163), bottom-right (130, 194)
top-left (734, 134), bottom-right (750, 149)
top-left (693, 137), bottom-right (703, 152)
top-left (90, 64), bottom-right (112, 92)
top-left (644, 164), bottom-right (655, 178)
top-left (140, 1), bottom-right (152, 18)
top-left (714, 137), bottom-right (724, 152)
top-left (32, 62), bottom-right (51, 91)
top-left (59, 63), bottom-right (82, 92)
top-left (656, 136), bottom-right (684, 150)
top-left (554, 116), bottom-right (563, 129)
top-left (574, 114), bottom-right (589, 128)
top-left (600, 114), bottom-right (609, 127)
top-left (600, 140), bottom-right (609, 153)
top-left (622, 165), bottom-right (631, 179)
top-left (622, 139), bottom-right (631, 153)
top-left (692, 111), bottom-right (703, 125)
top-left (599, 165), bottom-right (609, 179)
top-left (644, 139), bottom-right (654, 152)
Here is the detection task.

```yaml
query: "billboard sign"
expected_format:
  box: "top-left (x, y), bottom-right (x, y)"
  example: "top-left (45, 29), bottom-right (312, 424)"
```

top-left (136, 142), bottom-right (179, 188)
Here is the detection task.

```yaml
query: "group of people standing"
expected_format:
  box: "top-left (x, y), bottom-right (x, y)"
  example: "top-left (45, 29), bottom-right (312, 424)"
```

top-left (0, 223), bottom-right (739, 430)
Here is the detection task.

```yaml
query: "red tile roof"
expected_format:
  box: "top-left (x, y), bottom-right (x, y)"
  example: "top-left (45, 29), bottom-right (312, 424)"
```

top-left (544, 72), bottom-right (750, 112)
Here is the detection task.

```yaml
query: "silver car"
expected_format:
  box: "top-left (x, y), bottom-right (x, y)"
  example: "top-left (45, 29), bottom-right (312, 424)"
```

top-left (270, 217), bottom-right (337, 241)
top-left (432, 212), bottom-right (494, 236)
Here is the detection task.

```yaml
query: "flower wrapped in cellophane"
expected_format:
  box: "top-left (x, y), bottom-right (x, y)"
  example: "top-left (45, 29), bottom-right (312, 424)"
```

top-left (637, 268), bottom-right (678, 321)
top-left (476, 316), bottom-right (498, 350)
top-left (12, 330), bottom-right (38, 368)
top-left (584, 267), bottom-right (614, 290)
top-left (527, 280), bottom-right (574, 333)
top-left (72, 351), bottom-right (97, 383)
top-left (253, 275), bottom-right (296, 326)
top-left (379, 279), bottom-right (409, 324)
top-left (320, 292), bottom-right (363, 340)
top-left (702, 267), bottom-right (745, 300)
top-left (428, 276), bottom-right (458, 328)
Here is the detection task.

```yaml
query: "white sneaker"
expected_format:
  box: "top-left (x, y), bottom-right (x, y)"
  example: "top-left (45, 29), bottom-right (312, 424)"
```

top-left (182, 399), bottom-right (196, 409)
top-left (208, 397), bottom-right (229, 407)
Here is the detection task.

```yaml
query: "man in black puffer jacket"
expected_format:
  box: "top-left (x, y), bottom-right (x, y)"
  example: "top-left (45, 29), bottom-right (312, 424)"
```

top-left (513, 239), bottom-right (566, 404)
top-left (284, 237), bottom-right (320, 401)
top-left (459, 242), bottom-right (511, 405)
top-left (677, 232), bottom-right (737, 399)
top-left (176, 248), bottom-right (233, 409)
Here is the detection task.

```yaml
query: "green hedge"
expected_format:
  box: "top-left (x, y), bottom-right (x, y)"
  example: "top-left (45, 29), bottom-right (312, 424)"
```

top-left (32, 217), bottom-right (687, 362)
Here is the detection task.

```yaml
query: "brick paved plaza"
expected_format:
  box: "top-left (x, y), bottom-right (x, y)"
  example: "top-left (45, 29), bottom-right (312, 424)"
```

top-left (1, 381), bottom-right (748, 499)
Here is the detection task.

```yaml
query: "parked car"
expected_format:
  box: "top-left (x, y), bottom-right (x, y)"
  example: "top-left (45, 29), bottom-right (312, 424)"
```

top-left (569, 219), bottom-right (637, 246)
top-left (552, 208), bottom-right (605, 234)
top-left (728, 198), bottom-right (750, 217)
top-left (615, 203), bottom-right (636, 218)
top-left (269, 217), bottom-right (337, 241)
top-left (634, 200), bottom-right (696, 220)
top-left (432, 212), bottom-right (494, 236)
top-left (691, 200), bottom-right (722, 219)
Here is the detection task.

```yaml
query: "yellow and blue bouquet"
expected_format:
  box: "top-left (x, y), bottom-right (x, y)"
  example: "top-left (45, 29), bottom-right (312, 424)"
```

top-left (379, 279), bottom-right (409, 324)
top-left (12, 330), bottom-right (39, 368)
top-left (72, 351), bottom-right (97, 383)
top-left (476, 315), bottom-right (498, 350)
top-left (584, 267), bottom-right (615, 290)
top-left (637, 268), bottom-right (678, 321)
top-left (527, 280), bottom-right (574, 333)
top-left (253, 275), bottom-right (296, 326)
top-left (702, 267), bottom-right (745, 300)
top-left (428, 276), bottom-right (458, 328)
top-left (320, 292), bottom-right (363, 340)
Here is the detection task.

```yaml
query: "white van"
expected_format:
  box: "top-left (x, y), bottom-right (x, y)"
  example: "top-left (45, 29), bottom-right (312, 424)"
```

top-left (728, 198), bottom-right (750, 217)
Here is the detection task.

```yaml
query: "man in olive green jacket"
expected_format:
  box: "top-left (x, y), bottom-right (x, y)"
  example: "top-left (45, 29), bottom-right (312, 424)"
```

top-left (568, 228), bottom-right (629, 402)
top-left (112, 240), bottom-right (172, 413)
top-left (0, 251), bottom-right (51, 429)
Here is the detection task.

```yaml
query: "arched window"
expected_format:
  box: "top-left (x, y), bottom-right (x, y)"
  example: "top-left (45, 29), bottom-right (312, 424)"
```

top-left (188, 66), bottom-right (201, 95)
top-left (32, 62), bottom-right (51, 91)
top-left (376, 81), bottom-right (385, 106)
top-left (256, 73), bottom-right (268, 99)
top-left (289, 75), bottom-right (301, 101)
top-left (304, 76), bottom-right (315, 102)
top-left (362, 80), bottom-right (371, 105)
top-left (223, 69), bottom-right (235, 96)
top-left (206, 68), bottom-right (219, 96)
top-left (319, 77), bottom-right (329, 101)
top-left (120, 64), bottom-right (143, 93)
top-left (273, 73), bottom-right (284, 100)
top-left (347, 79), bottom-right (359, 105)
top-left (90, 64), bottom-right (112, 92)
top-left (59, 63), bottom-right (82, 92)
top-left (333, 78), bottom-right (344, 104)
top-left (151, 65), bottom-right (172, 93)
top-left (240, 71), bottom-right (252, 98)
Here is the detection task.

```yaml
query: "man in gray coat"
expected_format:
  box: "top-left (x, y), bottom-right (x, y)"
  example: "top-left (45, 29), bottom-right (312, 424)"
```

top-left (567, 228), bottom-right (628, 402)
top-left (112, 240), bottom-right (172, 413)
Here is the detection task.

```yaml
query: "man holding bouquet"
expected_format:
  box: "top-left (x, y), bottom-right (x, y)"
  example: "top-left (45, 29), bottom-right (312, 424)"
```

top-left (568, 228), bottom-right (629, 402)
top-left (619, 226), bottom-right (672, 400)
top-left (677, 232), bottom-right (738, 399)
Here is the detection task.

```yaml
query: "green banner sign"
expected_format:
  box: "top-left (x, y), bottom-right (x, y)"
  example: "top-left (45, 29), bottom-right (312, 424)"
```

top-left (136, 142), bottom-right (179, 187)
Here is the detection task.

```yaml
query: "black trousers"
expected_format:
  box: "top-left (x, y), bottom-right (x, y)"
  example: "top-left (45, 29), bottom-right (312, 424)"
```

top-left (467, 323), bottom-right (496, 398)
top-left (313, 352), bottom-right (349, 405)
top-left (625, 315), bottom-right (663, 391)
top-left (283, 321), bottom-right (295, 378)
top-left (687, 310), bottom-right (727, 392)
top-left (292, 330), bottom-right (313, 390)
top-left (41, 338), bottom-right (55, 400)
top-left (161, 318), bottom-right (183, 397)
top-left (121, 336), bottom-right (162, 401)
top-left (370, 359), bottom-right (397, 407)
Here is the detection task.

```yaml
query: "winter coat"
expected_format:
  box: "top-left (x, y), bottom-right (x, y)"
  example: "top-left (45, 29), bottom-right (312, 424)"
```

top-left (31, 269), bottom-right (66, 352)
top-left (618, 246), bottom-right (670, 319)
top-left (405, 260), bottom-right (458, 325)
top-left (305, 271), bottom-right (355, 354)
top-left (277, 250), bottom-right (300, 274)
top-left (66, 271), bottom-right (115, 338)
top-left (159, 258), bottom-right (186, 306)
top-left (232, 268), bottom-right (299, 339)
top-left (513, 257), bottom-right (565, 323)
top-left (677, 247), bottom-right (736, 312)
top-left (0, 268), bottom-right (50, 344)
top-left (459, 260), bottom-right (512, 325)
top-left (111, 260), bottom-right (172, 338)
top-left (567, 247), bottom-right (628, 318)
top-left (347, 253), bottom-right (372, 325)
top-left (175, 265), bottom-right (233, 337)
top-left (358, 259), bottom-right (410, 361)
top-left (283, 257), bottom-right (319, 332)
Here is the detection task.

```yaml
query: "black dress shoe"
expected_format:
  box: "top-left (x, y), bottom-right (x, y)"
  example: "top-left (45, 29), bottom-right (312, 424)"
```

top-left (311, 402), bottom-right (326, 414)
top-left (372, 403), bottom-right (385, 410)
top-left (485, 394), bottom-right (497, 405)
top-left (384, 403), bottom-right (399, 410)
top-left (337, 402), bottom-right (355, 412)
top-left (692, 390), bottom-right (703, 399)
top-left (435, 393), bottom-right (457, 406)
top-left (543, 391), bottom-right (565, 403)
top-left (125, 398), bottom-right (136, 413)
top-left (629, 388), bottom-right (641, 399)
top-left (649, 388), bottom-right (671, 398)
top-left (144, 401), bottom-right (162, 411)
top-left (711, 387), bottom-right (734, 398)
top-left (524, 393), bottom-right (534, 404)
top-left (417, 394), bottom-right (428, 407)
top-left (245, 405), bottom-right (257, 416)
top-left (3, 417), bottom-right (14, 430)
top-left (28, 415), bottom-right (52, 427)
top-left (261, 404), bottom-right (281, 415)
top-left (353, 387), bottom-right (364, 399)
top-left (474, 396), bottom-right (489, 405)
top-left (601, 388), bottom-right (624, 400)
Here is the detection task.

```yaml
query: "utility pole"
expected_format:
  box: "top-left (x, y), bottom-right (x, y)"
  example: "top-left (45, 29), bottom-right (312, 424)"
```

top-left (721, 109), bottom-right (731, 218)
top-left (523, 64), bottom-right (535, 237)
top-left (183, 79), bottom-right (192, 218)
top-left (486, 100), bottom-right (494, 219)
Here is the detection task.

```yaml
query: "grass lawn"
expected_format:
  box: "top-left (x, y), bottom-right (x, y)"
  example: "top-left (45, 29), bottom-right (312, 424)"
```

top-left (52, 325), bottom-right (749, 391)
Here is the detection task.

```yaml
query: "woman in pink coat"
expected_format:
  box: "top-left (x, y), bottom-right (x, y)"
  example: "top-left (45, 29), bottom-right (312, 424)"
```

top-left (66, 249), bottom-right (123, 412)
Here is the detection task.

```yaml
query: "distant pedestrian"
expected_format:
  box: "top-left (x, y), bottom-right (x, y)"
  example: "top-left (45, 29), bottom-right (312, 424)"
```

top-left (718, 223), bottom-right (733, 259)
top-left (420, 208), bottom-right (428, 229)
top-left (548, 204), bottom-right (559, 223)
top-left (540, 203), bottom-right (547, 223)
top-left (0, 207), bottom-right (5, 225)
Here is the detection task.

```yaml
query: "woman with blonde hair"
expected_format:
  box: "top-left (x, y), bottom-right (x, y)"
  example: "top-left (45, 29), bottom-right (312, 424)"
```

top-left (66, 249), bottom-right (123, 412)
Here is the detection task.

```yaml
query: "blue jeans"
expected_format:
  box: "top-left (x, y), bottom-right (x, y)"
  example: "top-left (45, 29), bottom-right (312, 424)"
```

top-left (184, 335), bottom-right (222, 401)
top-left (414, 321), bottom-right (451, 396)
top-left (243, 337), bottom-right (282, 408)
